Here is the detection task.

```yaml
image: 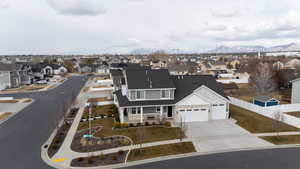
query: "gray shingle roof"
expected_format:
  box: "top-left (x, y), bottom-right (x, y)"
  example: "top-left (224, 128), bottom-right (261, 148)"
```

top-left (126, 69), bottom-right (176, 89)
top-left (0, 63), bottom-right (22, 71)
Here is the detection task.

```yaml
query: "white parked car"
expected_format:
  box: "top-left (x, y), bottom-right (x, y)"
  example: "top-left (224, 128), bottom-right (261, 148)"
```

top-left (36, 80), bottom-right (48, 84)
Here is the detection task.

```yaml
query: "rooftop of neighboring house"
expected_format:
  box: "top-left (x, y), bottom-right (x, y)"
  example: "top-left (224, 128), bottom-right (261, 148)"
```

top-left (0, 63), bottom-right (22, 72)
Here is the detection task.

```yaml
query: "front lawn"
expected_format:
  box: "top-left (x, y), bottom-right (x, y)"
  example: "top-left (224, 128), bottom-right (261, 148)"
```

top-left (127, 142), bottom-right (196, 162)
top-left (260, 135), bottom-right (300, 145)
top-left (286, 112), bottom-right (300, 118)
top-left (230, 105), bottom-right (300, 133)
top-left (78, 118), bottom-right (181, 144)
top-left (82, 105), bottom-right (114, 118)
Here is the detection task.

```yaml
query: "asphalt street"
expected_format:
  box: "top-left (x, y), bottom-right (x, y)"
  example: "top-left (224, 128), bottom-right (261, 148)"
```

top-left (1, 75), bottom-right (300, 169)
top-left (0, 75), bottom-right (88, 169)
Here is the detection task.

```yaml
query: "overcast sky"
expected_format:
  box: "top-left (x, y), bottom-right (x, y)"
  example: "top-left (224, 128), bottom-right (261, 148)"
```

top-left (1, 0), bottom-right (300, 55)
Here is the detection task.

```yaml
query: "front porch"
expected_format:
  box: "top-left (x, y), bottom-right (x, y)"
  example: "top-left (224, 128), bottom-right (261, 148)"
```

top-left (119, 105), bottom-right (174, 124)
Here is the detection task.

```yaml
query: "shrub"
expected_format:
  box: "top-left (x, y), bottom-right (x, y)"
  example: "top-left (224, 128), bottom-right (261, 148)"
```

top-left (111, 155), bottom-right (117, 161)
top-left (99, 153), bottom-right (105, 160)
top-left (77, 157), bottom-right (84, 162)
top-left (87, 157), bottom-right (94, 164)
top-left (129, 123), bottom-right (134, 128)
top-left (118, 150), bottom-right (124, 155)
top-left (121, 123), bottom-right (129, 128)
top-left (145, 122), bottom-right (149, 126)
top-left (136, 123), bottom-right (141, 127)
top-left (113, 122), bottom-right (121, 128)
top-left (164, 121), bottom-right (171, 127)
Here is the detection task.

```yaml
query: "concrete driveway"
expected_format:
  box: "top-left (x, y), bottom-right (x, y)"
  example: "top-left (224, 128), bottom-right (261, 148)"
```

top-left (186, 120), bottom-right (273, 153)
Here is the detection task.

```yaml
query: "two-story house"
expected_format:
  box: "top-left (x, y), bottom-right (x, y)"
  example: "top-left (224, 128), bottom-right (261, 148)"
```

top-left (114, 68), bottom-right (230, 124)
top-left (0, 63), bottom-right (25, 90)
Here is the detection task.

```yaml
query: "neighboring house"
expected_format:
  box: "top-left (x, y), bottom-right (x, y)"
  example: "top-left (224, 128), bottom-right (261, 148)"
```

top-left (292, 78), bottom-right (300, 103)
top-left (150, 60), bottom-right (167, 69)
top-left (51, 64), bottom-right (68, 75)
top-left (0, 63), bottom-right (23, 90)
top-left (284, 59), bottom-right (300, 69)
top-left (30, 63), bottom-right (54, 79)
top-left (114, 68), bottom-right (230, 123)
top-left (79, 64), bottom-right (93, 73)
top-left (253, 96), bottom-right (280, 107)
top-left (273, 61), bottom-right (285, 70)
top-left (167, 62), bottom-right (189, 75)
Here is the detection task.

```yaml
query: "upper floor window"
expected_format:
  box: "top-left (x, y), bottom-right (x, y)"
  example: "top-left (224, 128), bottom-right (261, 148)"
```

top-left (136, 90), bottom-right (145, 99)
top-left (161, 90), bottom-right (169, 99)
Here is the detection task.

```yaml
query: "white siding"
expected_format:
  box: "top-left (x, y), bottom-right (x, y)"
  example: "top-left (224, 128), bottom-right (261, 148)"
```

top-left (292, 80), bottom-right (300, 104)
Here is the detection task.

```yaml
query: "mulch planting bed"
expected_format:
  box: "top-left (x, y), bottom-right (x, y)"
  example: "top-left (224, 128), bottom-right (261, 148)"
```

top-left (71, 151), bottom-right (128, 167)
top-left (47, 123), bottom-right (71, 158)
top-left (71, 126), bottom-right (131, 153)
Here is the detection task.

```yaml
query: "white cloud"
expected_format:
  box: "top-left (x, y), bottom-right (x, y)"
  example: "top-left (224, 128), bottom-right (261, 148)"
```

top-left (46, 0), bottom-right (106, 16)
top-left (211, 9), bottom-right (240, 18)
top-left (0, 0), bottom-right (9, 9)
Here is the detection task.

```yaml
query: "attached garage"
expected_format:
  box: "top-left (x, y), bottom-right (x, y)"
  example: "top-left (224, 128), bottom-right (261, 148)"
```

top-left (211, 104), bottom-right (227, 120)
top-left (178, 108), bottom-right (209, 122)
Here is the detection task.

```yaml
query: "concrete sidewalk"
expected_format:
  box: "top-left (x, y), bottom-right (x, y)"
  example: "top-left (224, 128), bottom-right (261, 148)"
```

top-left (254, 132), bottom-right (300, 137)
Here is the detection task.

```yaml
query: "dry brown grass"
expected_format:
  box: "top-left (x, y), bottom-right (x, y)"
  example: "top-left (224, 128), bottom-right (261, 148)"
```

top-left (0, 100), bottom-right (19, 103)
top-left (78, 117), bottom-right (181, 144)
top-left (87, 97), bottom-right (109, 103)
top-left (260, 135), bottom-right (300, 145)
top-left (230, 105), bottom-right (300, 133)
top-left (92, 85), bottom-right (108, 88)
top-left (286, 112), bottom-right (300, 118)
top-left (127, 142), bottom-right (196, 162)
top-left (22, 99), bottom-right (32, 103)
top-left (0, 112), bottom-right (13, 120)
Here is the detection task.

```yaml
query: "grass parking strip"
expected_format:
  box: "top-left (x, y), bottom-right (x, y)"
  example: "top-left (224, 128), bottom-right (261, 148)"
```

top-left (127, 142), bottom-right (196, 162)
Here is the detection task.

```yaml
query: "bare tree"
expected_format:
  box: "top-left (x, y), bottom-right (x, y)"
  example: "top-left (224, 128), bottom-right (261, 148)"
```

top-left (137, 126), bottom-right (146, 148)
top-left (273, 110), bottom-right (285, 138)
top-left (178, 115), bottom-right (187, 141)
top-left (249, 62), bottom-right (276, 95)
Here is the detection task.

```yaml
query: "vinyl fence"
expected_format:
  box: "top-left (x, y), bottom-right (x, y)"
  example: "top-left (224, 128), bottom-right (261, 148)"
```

top-left (229, 96), bottom-right (300, 128)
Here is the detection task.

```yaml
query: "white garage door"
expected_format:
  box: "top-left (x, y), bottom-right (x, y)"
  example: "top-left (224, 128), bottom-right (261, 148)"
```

top-left (211, 104), bottom-right (227, 120)
top-left (179, 108), bottom-right (209, 122)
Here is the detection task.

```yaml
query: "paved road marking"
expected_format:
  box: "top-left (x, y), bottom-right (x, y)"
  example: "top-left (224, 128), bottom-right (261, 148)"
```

top-left (53, 158), bottom-right (66, 163)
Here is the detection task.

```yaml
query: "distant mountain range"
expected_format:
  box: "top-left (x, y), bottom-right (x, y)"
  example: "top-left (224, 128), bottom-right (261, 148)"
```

top-left (130, 43), bottom-right (300, 54)
top-left (207, 43), bottom-right (300, 53)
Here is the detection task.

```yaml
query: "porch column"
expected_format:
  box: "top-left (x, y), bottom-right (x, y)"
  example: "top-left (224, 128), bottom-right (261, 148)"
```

top-left (140, 107), bottom-right (143, 123)
top-left (160, 106), bottom-right (163, 120)
top-left (120, 108), bottom-right (124, 123)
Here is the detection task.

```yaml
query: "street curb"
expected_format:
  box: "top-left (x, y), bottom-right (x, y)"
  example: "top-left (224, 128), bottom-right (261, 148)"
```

top-left (0, 99), bottom-right (35, 125)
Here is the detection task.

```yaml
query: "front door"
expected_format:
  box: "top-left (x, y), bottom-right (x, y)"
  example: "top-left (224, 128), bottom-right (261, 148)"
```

top-left (124, 108), bottom-right (128, 117)
top-left (168, 106), bottom-right (172, 117)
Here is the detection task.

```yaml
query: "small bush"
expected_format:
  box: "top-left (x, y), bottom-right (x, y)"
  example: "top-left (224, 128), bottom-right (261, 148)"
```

top-left (118, 150), bottom-right (124, 155)
top-left (136, 123), bottom-right (141, 127)
top-left (111, 155), bottom-right (117, 161)
top-left (145, 122), bottom-right (149, 126)
top-left (164, 121), bottom-right (171, 127)
top-left (77, 157), bottom-right (84, 162)
top-left (129, 123), bottom-right (134, 128)
top-left (87, 157), bottom-right (94, 164)
top-left (99, 153), bottom-right (105, 160)
top-left (121, 123), bottom-right (129, 128)
top-left (113, 122), bottom-right (121, 128)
